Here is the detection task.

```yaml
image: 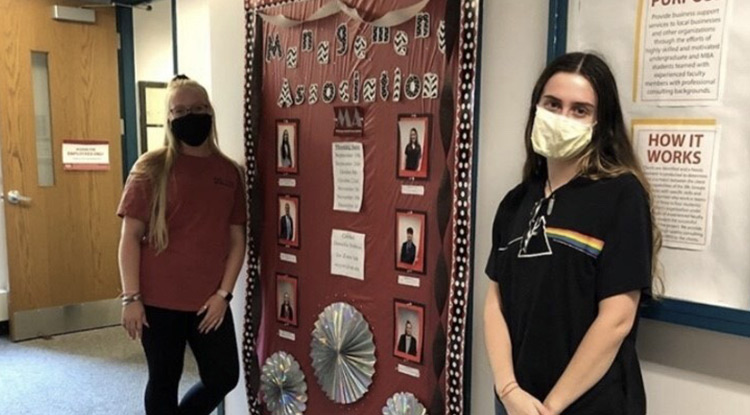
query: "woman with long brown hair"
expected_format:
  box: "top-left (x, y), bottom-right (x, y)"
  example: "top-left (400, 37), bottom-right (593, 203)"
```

top-left (484, 52), bottom-right (661, 415)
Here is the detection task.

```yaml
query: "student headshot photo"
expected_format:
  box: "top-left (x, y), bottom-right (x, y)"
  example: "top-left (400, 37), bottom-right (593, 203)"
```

top-left (397, 114), bottom-right (431, 179)
top-left (280, 293), bottom-right (294, 320)
top-left (397, 320), bottom-right (417, 356)
top-left (393, 300), bottom-right (425, 364)
top-left (400, 227), bottom-right (417, 265)
top-left (395, 211), bottom-right (426, 273)
top-left (276, 120), bottom-right (299, 174)
top-left (277, 195), bottom-right (299, 248)
top-left (276, 274), bottom-right (298, 327)
top-left (404, 128), bottom-right (421, 171)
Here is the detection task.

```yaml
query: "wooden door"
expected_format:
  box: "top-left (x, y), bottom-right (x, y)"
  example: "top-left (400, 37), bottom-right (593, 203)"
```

top-left (0, 0), bottom-right (123, 340)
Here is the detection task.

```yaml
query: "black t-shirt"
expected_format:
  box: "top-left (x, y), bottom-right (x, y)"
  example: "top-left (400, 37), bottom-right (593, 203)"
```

top-left (485, 173), bottom-right (652, 415)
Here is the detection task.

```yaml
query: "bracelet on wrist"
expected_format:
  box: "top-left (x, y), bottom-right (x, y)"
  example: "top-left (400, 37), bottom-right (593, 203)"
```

top-left (500, 384), bottom-right (520, 400)
top-left (120, 292), bottom-right (142, 306)
top-left (499, 380), bottom-right (517, 396)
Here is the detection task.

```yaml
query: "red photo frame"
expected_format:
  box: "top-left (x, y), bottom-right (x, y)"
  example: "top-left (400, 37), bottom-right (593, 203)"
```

top-left (397, 114), bottom-right (431, 180)
top-left (278, 195), bottom-right (300, 248)
top-left (393, 300), bottom-right (425, 364)
top-left (276, 274), bottom-right (298, 327)
top-left (276, 119), bottom-right (299, 175)
top-left (395, 210), bottom-right (427, 274)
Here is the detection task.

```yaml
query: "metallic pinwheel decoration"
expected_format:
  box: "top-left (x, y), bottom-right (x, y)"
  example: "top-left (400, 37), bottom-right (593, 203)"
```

top-left (382, 392), bottom-right (427, 415)
top-left (310, 302), bottom-right (376, 404)
top-left (260, 351), bottom-right (308, 415)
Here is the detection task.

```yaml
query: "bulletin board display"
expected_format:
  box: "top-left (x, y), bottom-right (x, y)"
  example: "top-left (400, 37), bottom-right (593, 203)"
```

top-left (240, 0), bottom-right (481, 414)
top-left (564, 1), bottom-right (750, 318)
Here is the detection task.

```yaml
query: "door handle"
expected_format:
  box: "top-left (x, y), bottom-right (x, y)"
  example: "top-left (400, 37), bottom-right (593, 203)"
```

top-left (6, 190), bottom-right (32, 205)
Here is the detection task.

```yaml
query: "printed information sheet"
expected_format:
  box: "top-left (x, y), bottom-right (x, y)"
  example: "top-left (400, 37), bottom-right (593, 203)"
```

top-left (332, 142), bottom-right (364, 212)
top-left (331, 229), bottom-right (365, 280)
top-left (633, 119), bottom-right (719, 250)
top-left (636, 0), bottom-right (729, 105)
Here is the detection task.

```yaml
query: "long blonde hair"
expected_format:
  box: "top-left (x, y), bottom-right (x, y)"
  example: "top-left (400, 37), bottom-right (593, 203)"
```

top-left (522, 53), bottom-right (664, 296)
top-left (129, 76), bottom-right (238, 253)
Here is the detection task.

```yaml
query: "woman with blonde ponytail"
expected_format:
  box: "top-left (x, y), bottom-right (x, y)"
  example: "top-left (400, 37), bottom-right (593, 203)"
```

top-left (117, 75), bottom-right (246, 414)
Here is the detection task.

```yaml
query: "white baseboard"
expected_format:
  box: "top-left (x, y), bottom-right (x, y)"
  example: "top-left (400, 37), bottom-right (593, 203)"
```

top-left (0, 289), bottom-right (7, 322)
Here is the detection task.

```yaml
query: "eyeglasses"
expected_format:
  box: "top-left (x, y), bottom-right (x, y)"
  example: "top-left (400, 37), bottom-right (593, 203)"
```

top-left (519, 194), bottom-right (555, 255)
top-left (169, 104), bottom-right (211, 118)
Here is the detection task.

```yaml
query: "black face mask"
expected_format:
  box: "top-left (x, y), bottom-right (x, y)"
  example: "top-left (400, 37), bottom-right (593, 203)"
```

top-left (170, 113), bottom-right (212, 147)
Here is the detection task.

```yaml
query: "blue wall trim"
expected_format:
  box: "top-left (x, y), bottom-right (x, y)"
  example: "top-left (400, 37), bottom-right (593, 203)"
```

top-left (116, 7), bottom-right (138, 177)
top-left (642, 299), bottom-right (750, 338)
top-left (547, 0), bottom-right (568, 62)
top-left (547, 0), bottom-right (750, 339)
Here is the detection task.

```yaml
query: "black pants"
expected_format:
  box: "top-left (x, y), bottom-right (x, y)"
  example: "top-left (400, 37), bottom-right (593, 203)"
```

top-left (141, 305), bottom-right (239, 415)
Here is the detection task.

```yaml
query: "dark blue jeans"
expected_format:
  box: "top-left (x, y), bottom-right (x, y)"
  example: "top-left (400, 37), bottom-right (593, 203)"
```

top-left (495, 392), bottom-right (508, 415)
top-left (141, 305), bottom-right (239, 415)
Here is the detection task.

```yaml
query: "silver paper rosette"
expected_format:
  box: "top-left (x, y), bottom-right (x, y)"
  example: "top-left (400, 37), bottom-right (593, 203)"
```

top-left (310, 302), bottom-right (376, 404)
top-left (382, 392), bottom-right (427, 415)
top-left (260, 351), bottom-right (308, 415)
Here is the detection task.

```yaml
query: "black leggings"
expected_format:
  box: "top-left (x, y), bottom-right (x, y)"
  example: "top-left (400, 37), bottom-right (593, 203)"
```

top-left (141, 305), bottom-right (239, 415)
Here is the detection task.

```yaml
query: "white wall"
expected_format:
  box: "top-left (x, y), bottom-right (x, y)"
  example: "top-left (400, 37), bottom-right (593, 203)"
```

top-left (203, 0), bottom-right (250, 413)
top-left (176, 0), bottom-right (212, 94)
top-left (173, 0), bottom-right (249, 412)
top-left (132, 0), bottom-right (173, 154)
top-left (472, 2), bottom-right (750, 415)
top-left (470, 1), bottom-right (549, 413)
top-left (207, 0), bottom-right (247, 163)
top-left (133, 0), bottom-right (173, 83)
top-left (637, 320), bottom-right (750, 414)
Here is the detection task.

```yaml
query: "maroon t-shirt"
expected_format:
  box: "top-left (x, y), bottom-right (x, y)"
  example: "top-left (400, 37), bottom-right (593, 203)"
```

top-left (117, 153), bottom-right (246, 311)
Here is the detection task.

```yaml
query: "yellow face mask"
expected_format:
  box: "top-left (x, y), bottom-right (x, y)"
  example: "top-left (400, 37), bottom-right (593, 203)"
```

top-left (530, 106), bottom-right (594, 160)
